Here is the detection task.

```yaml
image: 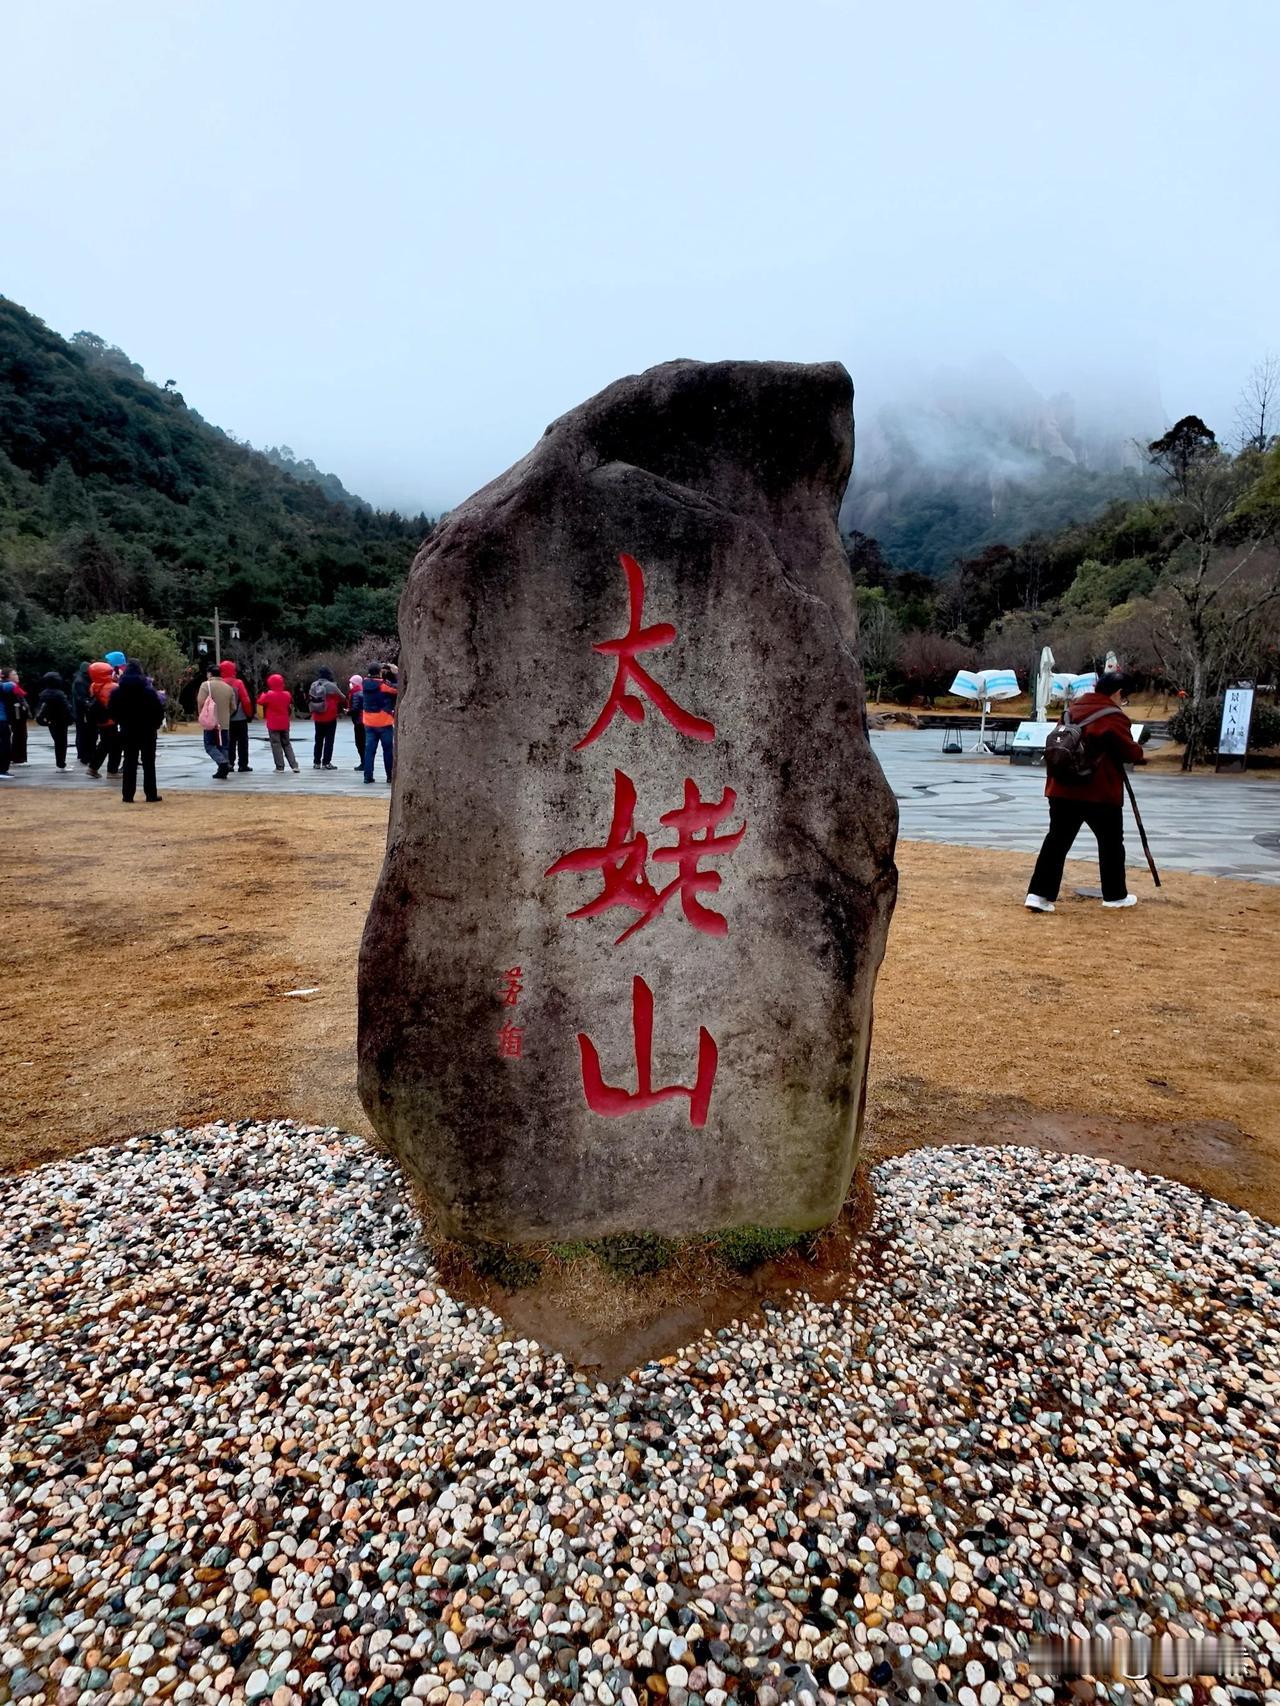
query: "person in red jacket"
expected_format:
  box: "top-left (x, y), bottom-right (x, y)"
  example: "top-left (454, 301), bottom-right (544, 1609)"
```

top-left (1026, 671), bottom-right (1147, 912)
top-left (257, 672), bottom-right (300, 773)
top-left (219, 658), bottom-right (255, 772)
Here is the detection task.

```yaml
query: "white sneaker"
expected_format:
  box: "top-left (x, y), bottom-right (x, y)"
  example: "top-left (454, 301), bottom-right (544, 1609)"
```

top-left (1102, 895), bottom-right (1137, 909)
top-left (1024, 894), bottom-right (1055, 913)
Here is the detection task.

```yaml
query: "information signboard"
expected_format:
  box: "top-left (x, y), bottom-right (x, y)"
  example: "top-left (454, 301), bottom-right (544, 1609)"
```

top-left (1218, 686), bottom-right (1254, 760)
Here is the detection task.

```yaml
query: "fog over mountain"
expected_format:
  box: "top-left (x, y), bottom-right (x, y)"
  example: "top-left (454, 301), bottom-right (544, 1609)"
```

top-left (2, 3), bottom-right (1274, 528)
top-left (841, 353), bottom-right (1166, 574)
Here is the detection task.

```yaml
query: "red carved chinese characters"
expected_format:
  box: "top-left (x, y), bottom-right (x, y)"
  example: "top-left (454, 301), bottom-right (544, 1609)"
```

top-left (575, 553), bottom-right (715, 750)
top-left (577, 975), bottom-right (717, 1127)
top-left (547, 550), bottom-right (740, 1125)
top-left (546, 770), bottom-right (746, 945)
top-left (498, 967), bottom-right (524, 1058)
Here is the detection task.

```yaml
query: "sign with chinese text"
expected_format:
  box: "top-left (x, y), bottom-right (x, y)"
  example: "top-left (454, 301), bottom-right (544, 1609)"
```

top-left (1219, 686), bottom-right (1254, 759)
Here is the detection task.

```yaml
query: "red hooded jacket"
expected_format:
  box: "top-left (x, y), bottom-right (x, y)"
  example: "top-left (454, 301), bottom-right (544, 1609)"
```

top-left (219, 658), bottom-right (253, 719)
top-left (257, 673), bottom-right (293, 731)
top-left (1046, 692), bottom-right (1146, 807)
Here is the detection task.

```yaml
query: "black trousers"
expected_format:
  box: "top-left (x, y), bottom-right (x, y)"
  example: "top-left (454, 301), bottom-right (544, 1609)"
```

top-left (90, 728), bottom-right (122, 774)
top-left (229, 721), bottom-right (251, 770)
top-left (352, 716), bottom-right (365, 760)
top-left (1029, 798), bottom-right (1128, 903)
top-left (48, 724), bottom-right (69, 767)
top-left (11, 719), bottom-right (27, 762)
top-left (121, 729), bottom-right (159, 801)
top-left (0, 722), bottom-right (10, 773)
top-left (75, 714), bottom-right (93, 764)
top-left (313, 722), bottom-right (336, 765)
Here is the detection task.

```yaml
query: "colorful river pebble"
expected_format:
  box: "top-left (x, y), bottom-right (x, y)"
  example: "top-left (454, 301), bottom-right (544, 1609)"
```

top-left (2, 1122), bottom-right (1278, 1705)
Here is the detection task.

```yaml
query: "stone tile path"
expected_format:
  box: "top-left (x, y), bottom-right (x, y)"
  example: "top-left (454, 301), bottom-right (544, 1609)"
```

top-left (7, 726), bottom-right (1278, 883)
top-left (873, 730), bottom-right (1280, 885)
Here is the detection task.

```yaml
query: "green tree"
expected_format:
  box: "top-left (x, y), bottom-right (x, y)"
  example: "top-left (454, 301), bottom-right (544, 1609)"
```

top-left (81, 613), bottom-right (189, 703)
top-left (1146, 428), bottom-right (1280, 767)
top-left (1060, 556), bottom-right (1155, 618)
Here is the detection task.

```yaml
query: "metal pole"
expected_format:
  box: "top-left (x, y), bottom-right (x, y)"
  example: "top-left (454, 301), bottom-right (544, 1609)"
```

top-left (213, 607), bottom-right (222, 666)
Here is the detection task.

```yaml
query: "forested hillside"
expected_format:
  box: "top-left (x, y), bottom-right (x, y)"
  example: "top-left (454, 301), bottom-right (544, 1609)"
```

top-left (0, 297), bottom-right (430, 682)
top-left (851, 407), bottom-right (1280, 764)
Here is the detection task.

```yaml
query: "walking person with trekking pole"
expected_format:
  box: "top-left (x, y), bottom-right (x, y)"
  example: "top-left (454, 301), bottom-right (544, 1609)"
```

top-left (1025, 671), bottom-right (1154, 913)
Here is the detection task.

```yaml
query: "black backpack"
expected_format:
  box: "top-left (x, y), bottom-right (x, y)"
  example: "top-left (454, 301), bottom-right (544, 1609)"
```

top-left (1044, 704), bottom-right (1117, 782)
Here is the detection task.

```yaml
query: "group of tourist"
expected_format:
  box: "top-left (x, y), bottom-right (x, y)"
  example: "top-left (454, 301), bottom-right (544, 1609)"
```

top-left (194, 658), bottom-right (398, 785)
top-left (0, 649), bottom-right (170, 801)
top-left (0, 654), bottom-right (398, 801)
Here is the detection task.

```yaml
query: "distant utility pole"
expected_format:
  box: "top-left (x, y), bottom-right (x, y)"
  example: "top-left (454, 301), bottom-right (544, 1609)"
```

top-left (197, 606), bottom-right (241, 665)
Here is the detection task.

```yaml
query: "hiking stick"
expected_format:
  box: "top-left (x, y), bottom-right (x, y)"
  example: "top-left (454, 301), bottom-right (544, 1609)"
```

top-left (1122, 769), bottom-right (1161, 887)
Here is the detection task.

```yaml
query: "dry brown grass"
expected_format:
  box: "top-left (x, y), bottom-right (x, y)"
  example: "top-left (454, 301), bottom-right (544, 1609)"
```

top-left (2, 788), bottom-right (1277, 1223)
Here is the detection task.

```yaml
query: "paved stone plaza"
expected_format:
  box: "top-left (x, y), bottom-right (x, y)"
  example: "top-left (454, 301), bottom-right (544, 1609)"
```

top-left (8, 726), bottom-right (1279, 883)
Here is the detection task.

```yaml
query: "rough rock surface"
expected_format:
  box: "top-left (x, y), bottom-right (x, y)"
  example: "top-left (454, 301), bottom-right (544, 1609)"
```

top-left (359, 359), bottom-right (897, 1242)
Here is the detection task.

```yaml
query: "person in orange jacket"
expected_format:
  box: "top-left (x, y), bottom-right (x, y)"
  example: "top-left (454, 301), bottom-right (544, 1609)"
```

top-left (86, 661), bottom-right (122, 778)
top-left (360, 662), bottom-right (398, 782)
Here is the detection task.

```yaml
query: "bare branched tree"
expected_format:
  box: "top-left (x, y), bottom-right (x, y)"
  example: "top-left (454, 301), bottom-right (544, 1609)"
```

top-left (1146, 419), bottom-right (1280, 765)
top-left (857, 597), bottom-right (902, 703)
top-left (1236, 353), bottom-right (1280, 453)
top-left (895, 630), bottom-right (973, 706)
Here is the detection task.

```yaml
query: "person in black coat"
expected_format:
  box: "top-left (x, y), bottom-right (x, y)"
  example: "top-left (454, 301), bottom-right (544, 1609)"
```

top-left (107, 661), bottom-right (165, 804)
top-left (71, 661), bottom-right (94, 764)
top-left (35, 672), bottom-right (74, 769)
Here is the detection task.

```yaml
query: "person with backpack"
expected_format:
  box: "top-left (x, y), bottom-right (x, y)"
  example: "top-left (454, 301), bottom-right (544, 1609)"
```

top-left (1026, 671), bottom-right (1147, 913)
top-left (71, 661), bottom-right (94, 764)
top-left (348, 673), bottom-right (366, 769)
top-left (108, 660), bottom-right (165, 803)
top-left (360, 662), bottom-right (398, 783)
top-left (308, 666), bottom-right (345, 768)
top-left (196, 661), bottom-right (236, 778)
top-left (219, 658), bottom-right (255, 772)
top-left (35, 671), bottom-right (74, 769)
top-left (257, 672), bottom-right (300, 773)
top-left (85, 661), bottom-right (123, 778)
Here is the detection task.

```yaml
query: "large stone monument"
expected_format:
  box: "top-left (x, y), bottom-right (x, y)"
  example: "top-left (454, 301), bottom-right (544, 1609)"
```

top-left (358, 359), bottom-right (898, 1245)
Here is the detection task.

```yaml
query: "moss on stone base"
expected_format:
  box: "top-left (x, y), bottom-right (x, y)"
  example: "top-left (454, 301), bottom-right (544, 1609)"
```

top-left (712, 1224), bottom-right (815, 1273)
top-left (469, 1241), bottom-right (543, 1291)
top-left (549, 1232), bottom-right (679, 1279)
top-left (460, 1224), bottom-right (814, 1293)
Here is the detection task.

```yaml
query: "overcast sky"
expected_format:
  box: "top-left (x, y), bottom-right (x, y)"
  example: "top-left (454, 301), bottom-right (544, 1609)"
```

top-left (3, 0), bottom-right (1276, 512)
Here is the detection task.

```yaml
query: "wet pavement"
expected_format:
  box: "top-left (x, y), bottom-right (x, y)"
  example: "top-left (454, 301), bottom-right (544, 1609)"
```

top-left (6, 725), bottom-right (1278, 883)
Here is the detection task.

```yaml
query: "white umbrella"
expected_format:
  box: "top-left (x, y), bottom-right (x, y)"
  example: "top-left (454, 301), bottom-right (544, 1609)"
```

top-left (1049, 672), bottom-right (1097, 702)
top-left (950, 668), bottom-right (1021, 753)
top-left (1034, 646), bottom-right (1056, 723)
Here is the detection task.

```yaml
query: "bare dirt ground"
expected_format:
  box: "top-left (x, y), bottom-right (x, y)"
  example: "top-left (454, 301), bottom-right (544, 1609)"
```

top-left (2, 790), bottom-right (1278, 1220)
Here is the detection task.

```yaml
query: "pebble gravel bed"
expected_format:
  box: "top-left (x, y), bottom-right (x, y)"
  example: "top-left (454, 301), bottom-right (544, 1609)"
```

top-left (2, 1121), bottom-right (1279, 1706)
